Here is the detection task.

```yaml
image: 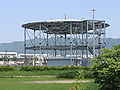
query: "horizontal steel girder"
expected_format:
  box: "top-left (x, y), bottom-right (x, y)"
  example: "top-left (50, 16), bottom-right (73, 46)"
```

top-left (25, 45), bottom-right (104, 50)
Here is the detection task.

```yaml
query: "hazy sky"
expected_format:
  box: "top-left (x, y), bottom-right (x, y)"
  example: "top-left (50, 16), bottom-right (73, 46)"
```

top-left (0, 0), bottom-right (120, 43)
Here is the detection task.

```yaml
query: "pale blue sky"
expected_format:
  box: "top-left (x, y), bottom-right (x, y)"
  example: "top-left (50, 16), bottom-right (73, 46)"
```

top-left (0, 0), bottom-right (120, 43)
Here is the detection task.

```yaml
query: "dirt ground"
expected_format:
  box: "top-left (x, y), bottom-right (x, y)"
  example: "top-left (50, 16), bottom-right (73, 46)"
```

top-left (25, 80), bottom-right (91, 84)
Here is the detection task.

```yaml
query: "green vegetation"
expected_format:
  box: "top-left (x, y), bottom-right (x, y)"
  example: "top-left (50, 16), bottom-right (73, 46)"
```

top-left (92, 45), bottom-right (120, 90)
top-left (20, 65), bottom-right (91, 71)
top-left (0, 78), bottom-right (73, 90)
top-left (2, 44), bottom-right (120, 90)
top-left (0, 77), bottom-right (99, 90)
top-left (0, 65), bottom-right (91, 71)
top-left (0, 70), bottom-right (75, 77)
top-left (0, 65), bottom-right (96, 89)
top-left (1, 55), bottom-right (9, 61)
top-left (0, 70), bottom-right (93, 79)
top-left (0, 66), bottom-right (92, 79)
top-left (0, 66), bottom-right (15, 71)
top-left (57, 70), bottom-right (93, 79)
top-left (77, 82), bottom-right (100, 90)
top-left (12, 56), bottom-right (19, 61)
top-left (57, 70), bottom-right (79, 79)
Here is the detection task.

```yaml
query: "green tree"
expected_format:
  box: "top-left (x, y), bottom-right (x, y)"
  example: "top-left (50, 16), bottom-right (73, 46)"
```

top-left (31, 56), bottom-right (39, 61)
top-left (12, 56), bottom-right (18, 61)
top-left (92, 45), bottom-right (120, 90)
top-left (2, 56), bottom-right (9, 61)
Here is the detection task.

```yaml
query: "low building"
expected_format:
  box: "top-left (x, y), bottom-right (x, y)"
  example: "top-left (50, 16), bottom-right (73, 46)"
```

top-left (0, 52), bottom-right (92, 66)
top-left (0, 52), bottom-right (17, 58)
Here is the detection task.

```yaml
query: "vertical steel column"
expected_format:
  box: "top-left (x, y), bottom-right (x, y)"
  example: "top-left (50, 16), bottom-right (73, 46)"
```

top-left (103, 21), bottom-right (106, 48)
top-left (98, 31), bottom-right (101, 55)
top-left (75, 27), bottom-right (78, 66)
top-left (70, 23), bottom-right (73, 65)
top-left (55, 34), bottom-right (57, 57)
top-left (98, 37), bottom-right (101, 54)
top-left (81, 22), bottom-right (84, 59)
top-left (65, 34), bottom-right (67, 57)
top-left (47, 33), bottom-right (49, 57)
top-left (24, 28), bottom-right (26, 65)
top-left (98, 23), bottom-right (102, 55)
top-left (39, 23), bottom-right (42, 61)
top-left (86, 20), bottom-right (89, 58)
top-left (33, 30), bottom-right (36, 66)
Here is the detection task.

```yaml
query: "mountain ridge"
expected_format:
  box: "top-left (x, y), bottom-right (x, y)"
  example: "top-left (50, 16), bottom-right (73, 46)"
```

top-left (0, 38), bottom-right (120, 53)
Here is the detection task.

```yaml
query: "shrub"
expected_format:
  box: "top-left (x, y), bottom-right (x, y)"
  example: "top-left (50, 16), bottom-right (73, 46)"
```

top-left (57, 70), bottom-right (79, 79)
top-left (0, 66), bottom-right (15, 71)
top-left (81, 66), bottom-right (92, 70)
top-left (84, 70), bottom-right (93, 78)
top-left (92, 46), bottom-right (120, 90)
top-left (20, 66), bottom-right (91, 71)
top-left (57, 70), bottom-right (93, 79)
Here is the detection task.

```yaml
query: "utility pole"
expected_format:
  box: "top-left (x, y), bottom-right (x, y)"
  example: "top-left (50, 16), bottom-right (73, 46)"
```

top-left (91, 9), bottom-right (96, 58)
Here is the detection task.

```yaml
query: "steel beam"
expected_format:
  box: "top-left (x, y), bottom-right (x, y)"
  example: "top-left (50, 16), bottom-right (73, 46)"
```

top-left (24, 28), bottom-right (26, 64)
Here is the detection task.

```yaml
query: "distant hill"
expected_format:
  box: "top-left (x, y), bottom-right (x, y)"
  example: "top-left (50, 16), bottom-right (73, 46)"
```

top-left (0, 38), bottom-right (120, 53)
top-left (106, 38), bottom-right (120, 49)
top-left (0, 41), bottom-right (24, 53)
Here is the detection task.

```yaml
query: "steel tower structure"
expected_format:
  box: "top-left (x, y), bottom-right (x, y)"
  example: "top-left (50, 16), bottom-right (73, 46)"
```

top-left (22, 19), bottom-right (109, 66)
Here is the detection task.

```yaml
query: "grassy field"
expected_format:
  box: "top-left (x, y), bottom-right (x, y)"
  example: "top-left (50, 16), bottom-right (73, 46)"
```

top-left (0, 70), bottom-right (85, 76)
top-left (0, 70), bottom-right (58, 77)
top-left (0, 77), bottom-right (74, 90)
top-left (0, 77), bottom-right (100, 90)
top-left (0, 67), bottom-right (99, 90)
top-left (0, 70), bottom-right (93, 78)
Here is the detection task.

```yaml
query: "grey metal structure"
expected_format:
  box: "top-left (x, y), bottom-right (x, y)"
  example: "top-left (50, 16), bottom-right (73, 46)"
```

top-left (22, 19), bottom-right (109, 66)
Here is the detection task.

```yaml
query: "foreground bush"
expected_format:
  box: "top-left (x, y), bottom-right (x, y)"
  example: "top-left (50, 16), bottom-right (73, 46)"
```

top-left (0, 66), bottom-right (15, 71)
top-left (70, 82), bottom-right (100, 90)
top-left (57, 70), bottom-right (79, 79)
top-left (92, 45), bottom-right (120, 90)
top-left (20, 66), bottom-right (91, 71)
top-left (57, 70), bottom-right (93, 79)
top-left (84, 70), bottom-right (93, 78)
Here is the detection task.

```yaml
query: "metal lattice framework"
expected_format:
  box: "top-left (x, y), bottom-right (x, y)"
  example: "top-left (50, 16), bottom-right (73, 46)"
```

top-left (22, 19), bottom-right (109, 65)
